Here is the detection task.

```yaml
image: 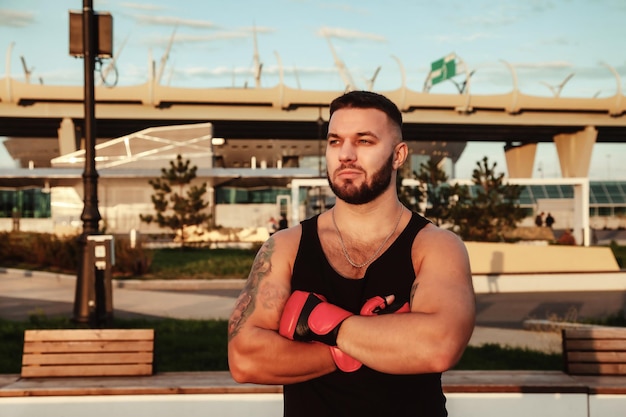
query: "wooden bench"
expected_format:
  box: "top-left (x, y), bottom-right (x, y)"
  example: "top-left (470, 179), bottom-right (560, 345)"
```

top-left (562, 327), bottom-right (626, 375)
top-left (21, 329), bottom-right (155, 378)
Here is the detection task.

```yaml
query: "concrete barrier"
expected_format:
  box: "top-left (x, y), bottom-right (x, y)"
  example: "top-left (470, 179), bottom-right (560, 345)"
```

top-left (472, 271), bottom-right (626, 293)
top-left (465, 242), bottom-right (620, 274)
top-left (3, 391), bottom-right (625, 417)
top-left (2, 371), bottom-right (625, 417)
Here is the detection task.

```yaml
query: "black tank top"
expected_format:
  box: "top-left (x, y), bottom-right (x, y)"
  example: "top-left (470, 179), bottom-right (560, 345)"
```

top-left (284, 212), bottom-right (447, 417)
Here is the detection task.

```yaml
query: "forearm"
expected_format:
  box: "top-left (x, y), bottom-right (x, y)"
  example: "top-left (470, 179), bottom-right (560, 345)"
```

top-left (229, 326), bottom-right (336, 385)
top-left (336, 312), bottom-right (473, 374)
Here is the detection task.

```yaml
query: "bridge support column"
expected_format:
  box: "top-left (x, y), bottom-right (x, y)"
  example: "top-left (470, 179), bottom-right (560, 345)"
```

top-left (553, 126), bottom-right (597, 178)
top-left (58, 117), bottom-right (79, 156)
top-left (504, 142), bottom-right (537, 178)
top-left (572, 180), bottom-right (591, 247)
top-left (552, 126), bottom-right (596, 247)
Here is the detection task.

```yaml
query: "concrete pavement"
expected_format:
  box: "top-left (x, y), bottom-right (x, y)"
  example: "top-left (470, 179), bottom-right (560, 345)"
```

top-left (2, 267), bottom-right (625, 354)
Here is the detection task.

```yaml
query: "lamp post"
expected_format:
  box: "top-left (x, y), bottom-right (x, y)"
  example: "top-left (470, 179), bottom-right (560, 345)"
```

top-left (73, 0), bottom-right (102, 324)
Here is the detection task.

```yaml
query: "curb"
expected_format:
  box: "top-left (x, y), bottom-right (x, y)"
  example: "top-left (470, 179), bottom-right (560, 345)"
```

top-left (522, 319), bottom-right (616, 333)
top-left (0, 268), bottom-right (246, 291)
top-left (0, 268), bottom-right (75, 282)
top-left (114, 279), bottom-right (246, 291)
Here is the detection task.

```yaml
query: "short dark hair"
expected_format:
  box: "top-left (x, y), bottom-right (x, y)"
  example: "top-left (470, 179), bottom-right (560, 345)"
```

top-left (329, 91), bottom-right (403, 131)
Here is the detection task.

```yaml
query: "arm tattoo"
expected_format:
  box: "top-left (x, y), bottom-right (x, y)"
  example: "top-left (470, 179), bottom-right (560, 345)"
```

top-left (228, 238), bottom-right (275, 341)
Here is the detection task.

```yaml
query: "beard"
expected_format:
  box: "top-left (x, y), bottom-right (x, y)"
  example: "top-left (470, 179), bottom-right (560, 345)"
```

top-left (327, 153), bottom-right (394, 205)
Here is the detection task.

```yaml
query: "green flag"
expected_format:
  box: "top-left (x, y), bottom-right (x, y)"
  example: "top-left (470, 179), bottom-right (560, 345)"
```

top-left (430, 54), bottom-right (456, 85)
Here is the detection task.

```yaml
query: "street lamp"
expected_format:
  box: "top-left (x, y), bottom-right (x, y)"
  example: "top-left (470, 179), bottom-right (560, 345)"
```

top-left (69, 0), bottom-right (112, 325)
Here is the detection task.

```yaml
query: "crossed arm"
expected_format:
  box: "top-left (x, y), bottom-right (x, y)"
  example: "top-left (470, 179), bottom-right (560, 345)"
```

top-left (227, 225), bottom-right (475, 384)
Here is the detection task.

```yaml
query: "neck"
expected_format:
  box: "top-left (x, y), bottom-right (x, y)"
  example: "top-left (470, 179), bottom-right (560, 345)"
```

top-left (333, 189), bottom-right (400, 222)
top-left (331, 200), bottom-right (405, 269)
top-left (332, 197), bottom-right (404, 234)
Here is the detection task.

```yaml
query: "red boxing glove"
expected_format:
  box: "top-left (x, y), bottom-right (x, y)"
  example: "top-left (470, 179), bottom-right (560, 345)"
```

top-left (330, 346), bottom-right (362, 372)
top-left (361, 295), bottom-right (410, 316)
top-left (279, 291), bottom-right (353, 346)
top-left (330, 295), bottom-right (411, 372)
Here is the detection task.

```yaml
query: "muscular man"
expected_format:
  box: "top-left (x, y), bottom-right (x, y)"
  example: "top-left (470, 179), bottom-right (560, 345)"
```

top-left (228, 90), bottom-right (475, 416)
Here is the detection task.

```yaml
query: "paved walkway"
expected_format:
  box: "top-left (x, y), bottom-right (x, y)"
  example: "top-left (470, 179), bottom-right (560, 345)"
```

top-left (2, 268), bottom-right (624, 354)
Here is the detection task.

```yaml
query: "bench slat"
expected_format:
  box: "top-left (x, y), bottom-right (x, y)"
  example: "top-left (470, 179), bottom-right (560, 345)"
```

top-left (565, 339), bottom-right (626, 351)
top-left (24, 340), bottom-right (154, 353)
top-left (21, 329), bottom-right (155, 378)
top-left (563, 327), bottom-right (626, 376)
top-left (564, 328), bottom-right (626, 339)
top-left (21, 364), bottom-right (153, 378)
top-left (22, 352), bottom-right (153, 366)
top-left (567, 351), bottom-right (626, 363)
top-left (567, 363), bottom-right (626, 375)
top-left (24, 329), bottom-right (154, 342)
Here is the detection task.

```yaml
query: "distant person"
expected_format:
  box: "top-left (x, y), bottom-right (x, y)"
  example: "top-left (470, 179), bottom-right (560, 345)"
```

top-left (557, 229), bottom-right (576, 245)
top-left (545, 213), bottom-right (555, 228)
top-left (534, 212), bottom-right (544, 227)
top-left (278, 214), bottom-right (288, 230)
top-left (267, 217), bottom-right (278, 235)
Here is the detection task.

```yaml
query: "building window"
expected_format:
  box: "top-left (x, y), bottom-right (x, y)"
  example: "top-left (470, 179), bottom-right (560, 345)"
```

top-left (0, 189), bottom-right (51, 218)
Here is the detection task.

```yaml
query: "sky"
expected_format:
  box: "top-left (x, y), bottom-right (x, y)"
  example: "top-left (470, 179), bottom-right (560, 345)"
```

top-left (1, 0), bottom-right (626, 180)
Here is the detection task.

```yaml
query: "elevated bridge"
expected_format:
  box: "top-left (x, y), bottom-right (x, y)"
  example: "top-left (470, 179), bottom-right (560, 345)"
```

top-left (2, 77), bottom-right (626, 178)
top-left (2, 78), bottom-right (626, 246)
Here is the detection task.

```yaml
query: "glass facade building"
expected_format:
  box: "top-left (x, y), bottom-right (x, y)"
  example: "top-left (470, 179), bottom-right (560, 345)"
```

top-left (0, 189), bottom-right (51, 218)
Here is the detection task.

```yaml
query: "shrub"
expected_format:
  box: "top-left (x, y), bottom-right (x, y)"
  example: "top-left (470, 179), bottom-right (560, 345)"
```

top-left (0, 232), bottom-right (79, 272)
top-left (0, 232), bottom-right (152, 277)
top-left (113, 238), bottom-right (153, 277)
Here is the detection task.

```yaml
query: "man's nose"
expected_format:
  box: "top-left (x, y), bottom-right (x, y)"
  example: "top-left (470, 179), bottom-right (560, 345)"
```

top-left (338, 141), bottom-right (356, 162)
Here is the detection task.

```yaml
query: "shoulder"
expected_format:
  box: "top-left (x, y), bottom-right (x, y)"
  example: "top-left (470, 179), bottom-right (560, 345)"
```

top-left (409, 224), bottom-right (473, 303)
top-left (411, 223), bottom-right (469, 265)
top-left (261, 223), bottom-right (302, 267)
top-left (243, 224), bottom-right (303, 301)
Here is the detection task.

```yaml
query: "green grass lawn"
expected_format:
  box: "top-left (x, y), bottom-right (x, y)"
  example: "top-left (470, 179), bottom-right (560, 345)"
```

top-left (0, 316), bottom-right (562, 374)
top-left (0, 316), bottom-right (229, 374)
top-left (131, 247), bottom-right (257, 280)
top-left (5, 244), bottom-right (620, 374)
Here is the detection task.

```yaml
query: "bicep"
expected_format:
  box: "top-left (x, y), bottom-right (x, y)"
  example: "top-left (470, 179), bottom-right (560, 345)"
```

top-left (410, 229), bottom-right (475, 320)
top-left (228, 233), bottom-right (294, 340)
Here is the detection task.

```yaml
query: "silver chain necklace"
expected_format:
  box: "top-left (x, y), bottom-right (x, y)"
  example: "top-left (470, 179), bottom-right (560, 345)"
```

top-left (331, 204), bottom-right (404, 268)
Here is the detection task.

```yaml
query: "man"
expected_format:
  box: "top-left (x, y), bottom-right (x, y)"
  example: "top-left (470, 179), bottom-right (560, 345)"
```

top-left (278, 214), bottom-right (288, 230)
top-left (267, 217), bottom-right (278, 235)
top-left (228, 91), bottom-right (475, 416)
top-left (535, 212), bottom-right (544, 227)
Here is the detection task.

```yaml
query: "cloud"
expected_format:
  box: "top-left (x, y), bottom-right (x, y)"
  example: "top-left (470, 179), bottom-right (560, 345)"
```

top-left (131, 13), bottom-right (218, 29)
top-left (156, 26), bottom-right (275, 47)
top-left (536, 36), bottom-right (579, 47)
top-left (467, 1), bottom-right (556, 28)
top-left (176, 63), bottom-right (335, 79)
top-left (236, 26), bottom-right (276, 35)
top-left (425, 32), bottom-right (496, 44)
top-left (317, 26), bottom-right (386, 42)
top-left (0, 9), bottom-right (35, 28)
top-left (318, 3), bottom-right (370, 15)
top-left (512, 61), bottom-right (573, 69)
top-left (120, 2), bottom-right (168, 11)
top-left (141, 31), bottom-right (250, 48)
top-left (462, 13), bottom-right (518, 28)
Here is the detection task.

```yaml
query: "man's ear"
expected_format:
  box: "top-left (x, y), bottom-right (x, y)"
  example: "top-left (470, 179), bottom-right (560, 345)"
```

top-left (393, 142), bottom-right (409, 169)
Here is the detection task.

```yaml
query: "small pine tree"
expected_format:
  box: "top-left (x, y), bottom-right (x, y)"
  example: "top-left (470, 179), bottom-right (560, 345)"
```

top-left (140, 154), bottom-right (210, 246)
top-left (396, 170), bottom-right (421, 214)
top-left (397, 158), bottom-right (463, 227)
top-left (449, 156), bottom-right (525, 242)
top-left (415, 158), bottom-right (462, 226)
